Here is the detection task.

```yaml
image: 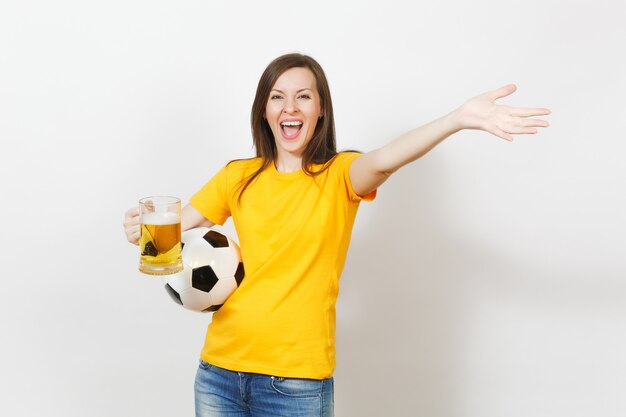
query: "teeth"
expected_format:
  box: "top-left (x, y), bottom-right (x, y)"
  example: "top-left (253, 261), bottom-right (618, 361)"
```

top-left (281, 121), bottom-right (303, 127)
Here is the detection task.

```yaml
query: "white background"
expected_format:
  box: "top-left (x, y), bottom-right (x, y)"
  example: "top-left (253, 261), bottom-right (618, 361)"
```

top-left (2, 0), bottom-right (625, 416)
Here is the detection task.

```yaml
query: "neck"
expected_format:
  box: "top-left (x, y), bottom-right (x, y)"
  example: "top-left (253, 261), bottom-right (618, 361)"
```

top-left (274, 154), bottom-right (303, 173)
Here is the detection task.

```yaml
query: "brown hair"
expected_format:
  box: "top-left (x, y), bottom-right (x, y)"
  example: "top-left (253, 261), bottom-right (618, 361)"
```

top-left (236, 53), bottom-right (338, 201)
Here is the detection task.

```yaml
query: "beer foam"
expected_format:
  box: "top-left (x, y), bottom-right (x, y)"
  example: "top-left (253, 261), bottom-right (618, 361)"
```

top-left (141, 211), bottom-right (180, 225)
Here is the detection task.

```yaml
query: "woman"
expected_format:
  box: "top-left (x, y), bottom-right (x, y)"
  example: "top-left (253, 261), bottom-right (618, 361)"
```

top-left (123, 53), bottom-right (550, 417)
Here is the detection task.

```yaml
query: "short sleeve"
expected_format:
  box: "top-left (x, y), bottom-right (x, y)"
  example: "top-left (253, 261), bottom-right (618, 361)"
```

top-left (189, 164), bottom-right (232, 225)
top-left (335, 152), bottom-right (377, 202)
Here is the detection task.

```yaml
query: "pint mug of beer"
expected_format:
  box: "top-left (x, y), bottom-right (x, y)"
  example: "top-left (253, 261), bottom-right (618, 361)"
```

top-left (138, 196), bottom-right (183, 275)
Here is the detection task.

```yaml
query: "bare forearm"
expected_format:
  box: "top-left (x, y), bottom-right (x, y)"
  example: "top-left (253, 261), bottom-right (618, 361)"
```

top-left (371, 111), bottom-right (459, 175)
top-left (350, 111), bottom-right (459, 195)
top-left (181, 204), bottom-right (215, 231)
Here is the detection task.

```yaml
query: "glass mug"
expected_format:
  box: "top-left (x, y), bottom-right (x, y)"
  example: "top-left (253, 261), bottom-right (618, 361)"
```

top-left (138, 196), bottom-right (183, 275)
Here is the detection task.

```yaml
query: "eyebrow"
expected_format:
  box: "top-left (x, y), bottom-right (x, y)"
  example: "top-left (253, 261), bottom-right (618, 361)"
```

top-left (270, 88), bottom-right (314, 94)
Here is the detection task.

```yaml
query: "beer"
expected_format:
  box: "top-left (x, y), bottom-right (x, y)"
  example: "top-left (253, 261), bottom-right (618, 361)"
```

top-left (138, 198), bottom-right (183, 275)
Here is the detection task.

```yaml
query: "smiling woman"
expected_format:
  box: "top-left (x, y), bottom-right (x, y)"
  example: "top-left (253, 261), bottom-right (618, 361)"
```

top-left (264, 67), bottom-right (323, 172)
top-left (122, 52), bottom-right (550, 417)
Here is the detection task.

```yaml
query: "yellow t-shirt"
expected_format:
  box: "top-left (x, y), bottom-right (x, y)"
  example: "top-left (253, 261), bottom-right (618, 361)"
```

top-left (189, 151), bottom-right (376, 379)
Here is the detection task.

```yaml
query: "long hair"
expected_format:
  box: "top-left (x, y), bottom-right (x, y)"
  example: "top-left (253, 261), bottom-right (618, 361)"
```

top-left (236, 53), bottom-right (337, 201)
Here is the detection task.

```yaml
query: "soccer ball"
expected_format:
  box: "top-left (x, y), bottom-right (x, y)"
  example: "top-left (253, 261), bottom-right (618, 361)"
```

top-left (164, 227), bottom-right (244, 312)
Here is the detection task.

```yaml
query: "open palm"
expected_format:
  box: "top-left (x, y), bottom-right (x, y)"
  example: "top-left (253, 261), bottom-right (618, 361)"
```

top-left (455, 84), bottom-right (551, 142)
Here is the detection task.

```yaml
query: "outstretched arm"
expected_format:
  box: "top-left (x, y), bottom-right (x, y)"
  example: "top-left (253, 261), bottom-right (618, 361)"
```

top-left (349, 84), bottom-right (551, 196)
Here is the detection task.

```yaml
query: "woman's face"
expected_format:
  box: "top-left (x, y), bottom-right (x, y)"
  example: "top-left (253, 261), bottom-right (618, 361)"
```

top-left (265, 67), bottom-right (322, 162)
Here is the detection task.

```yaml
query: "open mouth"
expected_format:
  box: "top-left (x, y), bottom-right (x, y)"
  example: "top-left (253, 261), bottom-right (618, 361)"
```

top-left (280, 120), bottom-right (303, 139)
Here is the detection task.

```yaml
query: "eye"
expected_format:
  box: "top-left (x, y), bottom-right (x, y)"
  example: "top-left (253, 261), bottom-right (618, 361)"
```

top-left (298, 94), bottom-right (311, 100)
top-left (270, 94), bottom-right (284, 100)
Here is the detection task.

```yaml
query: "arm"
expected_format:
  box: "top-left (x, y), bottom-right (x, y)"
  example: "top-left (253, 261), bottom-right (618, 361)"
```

top-left (181, 204), bottom-right (215, 231)
top-left (123, 203), bottom-right (214, 245)
top-left (349, 84), bottom-right (551, 196)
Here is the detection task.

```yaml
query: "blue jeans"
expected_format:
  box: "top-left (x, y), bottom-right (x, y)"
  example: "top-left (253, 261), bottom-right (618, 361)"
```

top-left (194, 360), bottom-right (334, 417)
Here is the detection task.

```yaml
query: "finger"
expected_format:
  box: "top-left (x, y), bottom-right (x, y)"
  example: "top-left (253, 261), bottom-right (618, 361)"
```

top-left (123, 215), bottom-right (140, 228)
top-left (506, 126), bottom-right (538, 135)
top-left (490, 125), bottom-right (514, 142)
top-left (142, 199), bottom-right (155, 211)
top-left (500, 120), bottom-right (540, 135)
top-left (126, 223), bottom-right (140, 234)
top-left (488, 84), bottom-right (517, 101)
top-left (128, 231), bottom-right (140, 245)
top-left (516, 118), bottom-right (550, 128)
top-left (125, 206), bottom-right (140, 219)
top-left (510, 107), bottom-right (552, 117)
top-left (126, 225), bottom-right (141, 245)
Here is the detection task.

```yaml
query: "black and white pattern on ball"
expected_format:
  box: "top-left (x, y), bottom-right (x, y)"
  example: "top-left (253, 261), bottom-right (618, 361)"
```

top-left (164, 227), bottom-right (245, 313)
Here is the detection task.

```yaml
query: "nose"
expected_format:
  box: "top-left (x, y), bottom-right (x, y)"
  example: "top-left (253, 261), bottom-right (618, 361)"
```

top-left (283, 96), bottom-right (298, 114)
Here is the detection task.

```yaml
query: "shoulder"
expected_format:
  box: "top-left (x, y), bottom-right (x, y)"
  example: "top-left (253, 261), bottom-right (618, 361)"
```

top-left (225, 157), bottom-right (264, 175)
top-left (226, 157), bottom-right (263, 169)
top-left (308, 151), bottom-right (362, 180)
top-left (335, 150), bottom-right (362, 162)
top-left (324, 151), bottom-right (362, 171)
